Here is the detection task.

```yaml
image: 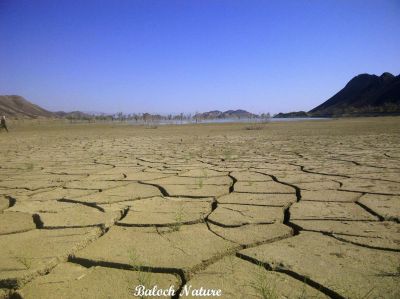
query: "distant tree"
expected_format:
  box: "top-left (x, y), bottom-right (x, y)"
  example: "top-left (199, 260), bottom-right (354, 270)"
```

top-left (143, 113), bottom-right (151, 123)
top-left (116, 112), bottom-right (123, 122)
top-left (194, 111), bottom-right (200, 123)
top-left (66, 115), bottom-right (74, 123)
top-left (260, 112), bottom-right (271, 120)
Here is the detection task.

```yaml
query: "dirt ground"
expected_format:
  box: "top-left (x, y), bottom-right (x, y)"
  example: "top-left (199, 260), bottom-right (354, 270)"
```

top-left (0, 117), bottom-right (399, 298)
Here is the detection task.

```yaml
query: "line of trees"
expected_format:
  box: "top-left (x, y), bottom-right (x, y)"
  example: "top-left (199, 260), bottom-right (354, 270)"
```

top-left (65, 112), bottom-right (272, 123)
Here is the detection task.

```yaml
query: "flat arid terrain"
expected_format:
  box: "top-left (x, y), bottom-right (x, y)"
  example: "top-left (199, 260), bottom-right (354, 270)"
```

top-left (0, 117), bottom-right (399, 299)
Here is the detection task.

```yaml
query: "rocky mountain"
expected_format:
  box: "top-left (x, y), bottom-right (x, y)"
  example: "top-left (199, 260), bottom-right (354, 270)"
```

top-left (309, 72), bottom-right (400, 116)
top-left (0, 95), bottom-right (99, 120)
top-left (195, 109), bottom-right (257, 119)
top-left (274, 111), bottom-right (309, 118)
top-left (195, 110), bottom-right (222, 119)
top-left (0, 95), bottom-right (55, 118)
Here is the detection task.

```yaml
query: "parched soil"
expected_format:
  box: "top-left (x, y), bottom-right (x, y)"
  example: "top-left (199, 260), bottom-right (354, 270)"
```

top-left (0, 117), bottom-right (399, 298)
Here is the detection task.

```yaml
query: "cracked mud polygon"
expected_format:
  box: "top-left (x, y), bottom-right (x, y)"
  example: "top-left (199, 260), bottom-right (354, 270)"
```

top-left (0, 118), bottom-right (399, 298)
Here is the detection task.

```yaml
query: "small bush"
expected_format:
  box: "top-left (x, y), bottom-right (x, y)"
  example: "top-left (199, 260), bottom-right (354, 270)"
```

top-left (245, 124), bottom-right (265, 130)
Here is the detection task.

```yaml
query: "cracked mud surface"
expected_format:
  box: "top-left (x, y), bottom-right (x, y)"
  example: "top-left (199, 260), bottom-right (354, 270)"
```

top-left (0, 118), bottom-right (399, 298)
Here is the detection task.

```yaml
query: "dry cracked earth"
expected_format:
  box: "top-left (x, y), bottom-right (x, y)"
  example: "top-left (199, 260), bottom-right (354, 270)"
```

top-left (0, 118), bottom-right (399, 299)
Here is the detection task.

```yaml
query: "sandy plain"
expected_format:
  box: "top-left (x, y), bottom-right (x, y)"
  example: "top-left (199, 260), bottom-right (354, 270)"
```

top-left (0, 117), bottom-right (399, 299)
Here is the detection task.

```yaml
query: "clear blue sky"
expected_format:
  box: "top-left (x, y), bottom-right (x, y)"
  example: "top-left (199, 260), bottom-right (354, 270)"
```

top-left (1, 0), bottom-right (399, 114)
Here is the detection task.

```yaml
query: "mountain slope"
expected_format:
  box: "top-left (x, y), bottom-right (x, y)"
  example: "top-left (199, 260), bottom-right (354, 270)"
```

top-left (273, 111), bottom-right (309, 118)
top-left (0, 95), bottom-right (55, 118)
top-left (309, 72), bottom-right (400, 116)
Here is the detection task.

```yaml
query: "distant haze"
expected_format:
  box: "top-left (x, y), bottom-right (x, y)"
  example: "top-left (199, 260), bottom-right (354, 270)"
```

top-left (0, 1), bottom-right (399, 114)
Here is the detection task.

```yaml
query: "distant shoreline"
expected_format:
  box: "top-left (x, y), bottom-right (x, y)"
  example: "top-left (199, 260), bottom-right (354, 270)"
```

top-left (126, 117), bottom-right (331, 125)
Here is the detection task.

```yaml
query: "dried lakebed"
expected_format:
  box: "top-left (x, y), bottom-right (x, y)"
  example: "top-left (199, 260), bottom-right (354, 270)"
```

top-left (0, 118), bottom-right (399, 298)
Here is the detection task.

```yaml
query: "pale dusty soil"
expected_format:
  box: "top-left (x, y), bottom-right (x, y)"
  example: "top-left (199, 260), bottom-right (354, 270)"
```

top-left (0, 117), bottom-right (399, 299)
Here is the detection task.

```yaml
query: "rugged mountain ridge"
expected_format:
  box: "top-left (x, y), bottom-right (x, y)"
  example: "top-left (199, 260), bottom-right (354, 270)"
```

top-left (0, 95), bottom-right (54, 118)
top-left (309, 72), bottom-right (400, 116)
top-left (0, 96), bottom-right (97, 119)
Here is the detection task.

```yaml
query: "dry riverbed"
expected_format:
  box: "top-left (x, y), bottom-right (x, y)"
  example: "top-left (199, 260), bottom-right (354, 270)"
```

top-left (0, 117), bottom-right (399, 298)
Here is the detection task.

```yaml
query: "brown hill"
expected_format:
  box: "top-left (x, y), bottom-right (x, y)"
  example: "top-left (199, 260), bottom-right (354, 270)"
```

top-left (0, 95), bottom-right (55, 118)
